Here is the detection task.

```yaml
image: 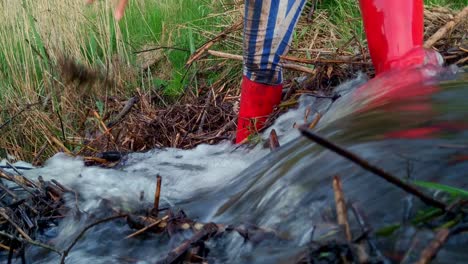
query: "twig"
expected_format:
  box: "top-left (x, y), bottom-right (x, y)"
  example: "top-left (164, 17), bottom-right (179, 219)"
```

top-left (424, 6), bottom-right (468, 48)
top-left (0, 166), bottom-right (33, 171)
top-left (280, 55), bottom-right (371, 65)
top-left (186, 21), bottom-right (243, 67)
top-left (56, 110), bottom-right (67, 144)
top-left (133, 46), bottom-right (190, 54)
top-left (269, 129), bottom-right (280, 151)
top-left (350, 202), bottom-right (381, 256)
top-left (106, 96), bottom-right (139, 128)
top-left (60, 214), bottom-right (127, 264)
top-left (0, 230), bottom-right (61, 255)
top-left (303, 92), bottom-right (342, 101)
top-left (154, 175), bottom-right (162, 214)
top-left (0, 183), bottom-right (18, 199)
top-left (298, 127), bottom-right (447, 211)
top-left (333, 176), bottom-right (352, 241)
top-left (207, 50), bottom-right (317, 75)
top-left (125, 215), bottom-right (169, 239)
top-left (415, 228), bottom-right (450, 264)
top-left (32, 142), bottom-right (48, 166)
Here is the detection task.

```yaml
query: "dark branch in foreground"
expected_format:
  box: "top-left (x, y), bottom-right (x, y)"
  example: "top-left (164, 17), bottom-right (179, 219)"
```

top-left (298, 127), bottom-right (447, 211)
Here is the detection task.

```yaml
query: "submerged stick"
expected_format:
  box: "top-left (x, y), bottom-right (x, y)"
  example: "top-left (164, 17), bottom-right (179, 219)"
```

top-left (125, 215), bottom-right (169, 239)
top-left (154, 175), bottom-right (162, 214)
top-left (298, 127), bottom-right (447, 211)
top-left (333, 176), bottom-right (352, 241)
top-left (415, 228), bottom-right (450, 264)
top-left (269, 129), bottom-right (280, 151)
top-left (60, 214), bottom-right (127, 264)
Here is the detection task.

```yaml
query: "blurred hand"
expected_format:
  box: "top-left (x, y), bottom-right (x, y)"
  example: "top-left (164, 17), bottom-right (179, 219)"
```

top-left (86, 0), bottom-right (129, 20)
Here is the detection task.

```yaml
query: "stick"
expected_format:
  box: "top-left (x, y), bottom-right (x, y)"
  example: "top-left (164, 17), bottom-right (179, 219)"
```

top-left (154, 175), bottom-right (162, 214)
top-left (269, 129), bottom-right (280, 151)
top-left (125, 215), bottom-right (169, 239)
top-left (0, 166), bottom-right (33, 171)
top-left (424, 6), bottom-right (468, 48)
top-left (32, 142), bottom-right (48, 166)
top-left (415, 228), bottom-right (450, 264)
top-left (298, 127), bottom-right (447, 211)
top-left (60, 214), bottom-right (127, 264)
top-left (333, 176), bottom-right (352, 241)
top-left (206, 50), bottom-right (317, 75)
top-left (281, 55), bottom-right (371, 65)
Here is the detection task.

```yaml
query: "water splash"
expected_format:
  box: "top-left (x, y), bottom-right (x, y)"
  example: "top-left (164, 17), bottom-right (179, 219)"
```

top-left (4, 67), bottom-right (467, 263)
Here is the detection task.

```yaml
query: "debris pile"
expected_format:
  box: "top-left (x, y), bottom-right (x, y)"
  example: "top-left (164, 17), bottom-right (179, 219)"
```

top-left (0, 166), bottom-right (72, 260)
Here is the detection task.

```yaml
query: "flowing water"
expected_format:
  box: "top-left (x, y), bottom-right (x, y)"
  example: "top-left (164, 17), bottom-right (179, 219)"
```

top-left (3, 65), bottom-right (468, 263)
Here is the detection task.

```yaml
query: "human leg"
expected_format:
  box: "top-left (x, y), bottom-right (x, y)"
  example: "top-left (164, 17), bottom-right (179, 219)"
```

top-left (236, 0), bottom-right (307, 143)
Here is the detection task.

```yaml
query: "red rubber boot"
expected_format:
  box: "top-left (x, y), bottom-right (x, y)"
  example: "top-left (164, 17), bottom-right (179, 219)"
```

top-left (235, 76), bottom-right (283, 144)
top-left (359, 0), bottom-right (426, 75)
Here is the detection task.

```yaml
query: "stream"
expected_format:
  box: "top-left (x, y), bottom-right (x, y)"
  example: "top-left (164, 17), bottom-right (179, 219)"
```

top-left (2, 65), bottom-right (468, 263)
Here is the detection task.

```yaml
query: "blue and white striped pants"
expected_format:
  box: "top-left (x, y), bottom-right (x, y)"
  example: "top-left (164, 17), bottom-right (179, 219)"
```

top-left (243, 0), bottom-right (307, 85)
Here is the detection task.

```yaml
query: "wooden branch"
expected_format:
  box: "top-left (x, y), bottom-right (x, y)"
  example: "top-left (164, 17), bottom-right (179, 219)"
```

top-left (424, 6), bottom-right (468, 48)
top-left (298, 127), bottom-right (447, 211)
top-left (207, 50), bottom-right (317, 75)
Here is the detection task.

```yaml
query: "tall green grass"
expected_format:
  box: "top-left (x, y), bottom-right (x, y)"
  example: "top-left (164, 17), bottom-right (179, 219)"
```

top-left (0, 0), bottom-right (232, 160)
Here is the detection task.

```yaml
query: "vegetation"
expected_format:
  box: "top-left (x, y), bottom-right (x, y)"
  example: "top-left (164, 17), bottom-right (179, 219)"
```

top-left (0, 0), bottom-right (466, 161)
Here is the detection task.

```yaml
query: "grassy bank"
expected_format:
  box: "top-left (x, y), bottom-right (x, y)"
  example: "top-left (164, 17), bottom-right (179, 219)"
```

top-left (0, 0), bottom-right (466, 162)
top-left (0, 0), bottom-right (238, 161)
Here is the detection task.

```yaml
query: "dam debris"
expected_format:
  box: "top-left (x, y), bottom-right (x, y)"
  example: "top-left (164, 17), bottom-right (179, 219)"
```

top-left (1, 144), bottom-right (467, 263)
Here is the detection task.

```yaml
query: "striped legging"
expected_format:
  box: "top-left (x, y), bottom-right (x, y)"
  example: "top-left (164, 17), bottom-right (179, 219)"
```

top-left (243, 0), bottom-right (307, 85)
